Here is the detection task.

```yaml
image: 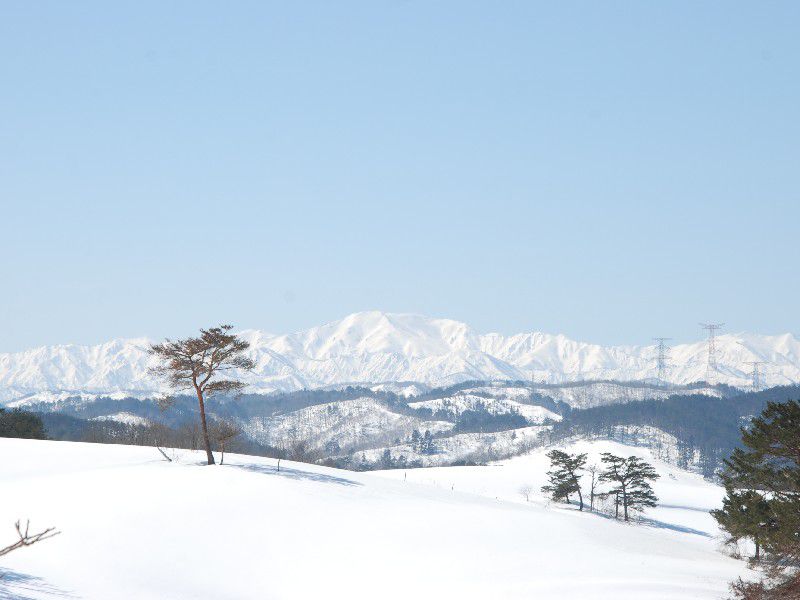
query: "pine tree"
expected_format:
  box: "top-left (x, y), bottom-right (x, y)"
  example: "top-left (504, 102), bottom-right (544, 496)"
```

top-left (541, 450), bottom-right (587, 510)
top-left (422, 430), bottom-right (435, 455)
top-left (599, 453), bottom-right (659, 521)
top-left (149, 325), bottom-right (255, 465)
top-left (0, 409), bottom-right (46, 440)
top-left (410, 429), bottom-right (421, 452)
top-left (711, 489), bottom-right (773, 560)
top-left (713, 399), bottom-right (800, 569)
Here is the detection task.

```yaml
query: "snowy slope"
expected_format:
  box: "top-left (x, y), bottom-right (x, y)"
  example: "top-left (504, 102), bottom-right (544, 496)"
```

top-left (362, 425), bottom-right (551, 467)
top-left (1, 438), bottom-right (750, 600)
top-left (3, 311), bottom-right (799, 402)
top-left (408, 394), bottom-right (560, 422)
top-left (244, 396), bottom-right (453, 453)
top-left (376, 439), bottom-right (735, 542)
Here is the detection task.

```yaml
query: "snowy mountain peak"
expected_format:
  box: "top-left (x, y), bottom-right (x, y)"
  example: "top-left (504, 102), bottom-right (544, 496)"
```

top-left (2, 312), bottom-right (799, 403)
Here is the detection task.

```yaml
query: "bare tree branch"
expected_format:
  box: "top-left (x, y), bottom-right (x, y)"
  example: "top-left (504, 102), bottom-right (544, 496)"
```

top-left (0, 520), bottom-right (60, 557)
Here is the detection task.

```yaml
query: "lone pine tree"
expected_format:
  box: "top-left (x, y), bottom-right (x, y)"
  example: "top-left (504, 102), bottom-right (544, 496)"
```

top-left (541, 450), bottom-right (587, 510)
top-left (599, 453), bottom-right (659, 521)
top-left (149, 324), bottom-right (254, 465)
top-left (712, 399), bottom-right (800, 571)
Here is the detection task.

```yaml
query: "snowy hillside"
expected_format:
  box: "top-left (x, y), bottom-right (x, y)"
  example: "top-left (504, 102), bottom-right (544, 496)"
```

top-left (3, 311), bottom-right (799, 403)
top-left (376, 439), bottom-right (736, 543)
top-left (244, 396), bottom-right (454, 454)
top-left (359, 425), bottom-right (551, 468)
top-left (1, 438), bottom-right (751, 599)
top-left (408, 394), bottom-right (561, 422)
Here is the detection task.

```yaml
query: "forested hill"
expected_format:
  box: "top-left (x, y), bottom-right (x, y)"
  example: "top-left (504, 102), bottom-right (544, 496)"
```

top-left (548, 385), bottom-right (800, 477)
top-left (10, 382), bottom-right (799, 478)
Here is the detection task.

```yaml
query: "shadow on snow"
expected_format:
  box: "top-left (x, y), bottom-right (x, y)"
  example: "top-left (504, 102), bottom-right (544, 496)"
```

top-left (0, 569), bottom-right (76, 600)
top-left (564, 500), bottom-right (712, 538)
top-left (636, 515), bottom-right (711, 537)
top-left (226, 462), bottom-right (363, 487)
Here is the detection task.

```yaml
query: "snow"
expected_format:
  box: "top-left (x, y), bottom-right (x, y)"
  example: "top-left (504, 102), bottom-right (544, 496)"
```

top-left (3, 311), bottom-right (799, 403)
top-left (245, 397), bottom-right (453, 452)
top-left (369, 382), bottom-right (428, 397)
top-left (89, 412), bottom-right (151, 426)
top-left (362, 425), bottom-right (550, 467)
top-left (1, 438), bottom-right (751, 599)
top-left (375, 439), bottom-right (727, 537)
top-left (409, 393), bottom-right (561, 422)
top-left (529, 381), bottom-right (724, 409)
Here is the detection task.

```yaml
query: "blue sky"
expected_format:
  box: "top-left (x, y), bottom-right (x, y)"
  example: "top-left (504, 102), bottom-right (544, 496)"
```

top-left (1, 1), bottom-right (798, 351)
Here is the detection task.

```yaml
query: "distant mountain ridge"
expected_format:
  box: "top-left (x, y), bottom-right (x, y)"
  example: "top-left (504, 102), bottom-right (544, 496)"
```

top-left (2, 311), bottom-right (799, 403)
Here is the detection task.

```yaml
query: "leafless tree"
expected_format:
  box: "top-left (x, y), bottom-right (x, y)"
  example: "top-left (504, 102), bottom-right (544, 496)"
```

top-left (177, 421), bottom-right (201, 451)
top-left (149, 324), bottom-right (255, 465)
top-left (587, 463), bottom-right (600, 511)
top-left (149, 420), bottom-right (175, 461)
top-left (0, 521), bottom-right (59, 557)
top-left (287, 439), bottom-right (318, 464)
top-left (518, 484), bottom-right (533, 502)
top-left (211, 420), bottom-right (241, 465)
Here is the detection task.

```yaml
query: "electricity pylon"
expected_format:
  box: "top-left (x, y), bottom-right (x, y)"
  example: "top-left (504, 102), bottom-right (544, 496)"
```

top-left (700, 323), bottom-right (724, 383)
top-left (652, 337), bottom-right (672, 386)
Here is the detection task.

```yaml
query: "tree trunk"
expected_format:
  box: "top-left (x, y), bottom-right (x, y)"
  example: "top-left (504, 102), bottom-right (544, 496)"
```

top-left (220, 442), bottom-right (225, 465)
top-left (754, 540), bottom-right (760, 560)
top-left (623, 491), bottom-right (629, 521)
top-left (195, 386), bottom-right (216, 465)
top-left (575, 479), bottom-right (584, 511)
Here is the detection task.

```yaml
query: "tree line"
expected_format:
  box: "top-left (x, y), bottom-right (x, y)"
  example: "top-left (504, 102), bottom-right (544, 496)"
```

top-left (547, 386), bottom-right (798, 478)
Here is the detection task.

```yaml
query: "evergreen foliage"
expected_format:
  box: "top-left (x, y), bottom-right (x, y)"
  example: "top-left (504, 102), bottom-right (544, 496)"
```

top-left (0, 408), bottom-right (46, 440)
top-left (712, 398), bottom-right (800, 596)
top-left (599, 453), bottom-right (659, 521)
top-left (149, 324), bottom-right (256, 465)
top-left (549, 386), bottom-right (798, 477)
top-left (541, 450), bottom-right (587, 510)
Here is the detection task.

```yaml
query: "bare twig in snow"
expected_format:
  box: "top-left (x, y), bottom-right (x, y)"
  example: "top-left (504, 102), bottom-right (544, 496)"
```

top-left (0, 520), bottom-right (60, 557)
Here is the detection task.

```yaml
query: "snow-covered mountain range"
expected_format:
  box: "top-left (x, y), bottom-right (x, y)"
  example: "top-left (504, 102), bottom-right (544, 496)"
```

top-left (2, 311), bottom-right (799, 403)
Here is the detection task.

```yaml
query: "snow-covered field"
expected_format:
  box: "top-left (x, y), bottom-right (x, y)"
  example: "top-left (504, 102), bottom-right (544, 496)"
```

top-left (2, 438), bottom-right (750, 599)
top-left (376, 439), bottom-right (729, 539)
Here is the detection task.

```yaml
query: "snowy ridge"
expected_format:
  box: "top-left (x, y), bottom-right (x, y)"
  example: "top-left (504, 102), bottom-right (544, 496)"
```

top-left (2, 311), bottom-right (799, 403)
top-left (408, 394), bottom-right (561, 423)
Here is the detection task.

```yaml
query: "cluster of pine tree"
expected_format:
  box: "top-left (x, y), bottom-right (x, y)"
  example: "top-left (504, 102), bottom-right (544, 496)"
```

top-left (0, 408), bottom-right (46, 440)
top-left (541, 449), bottom-right (659, 521)
top-left (711, 399), bottom-right (800, 599)
top-left (410, 429), bottom-right (436, 455)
